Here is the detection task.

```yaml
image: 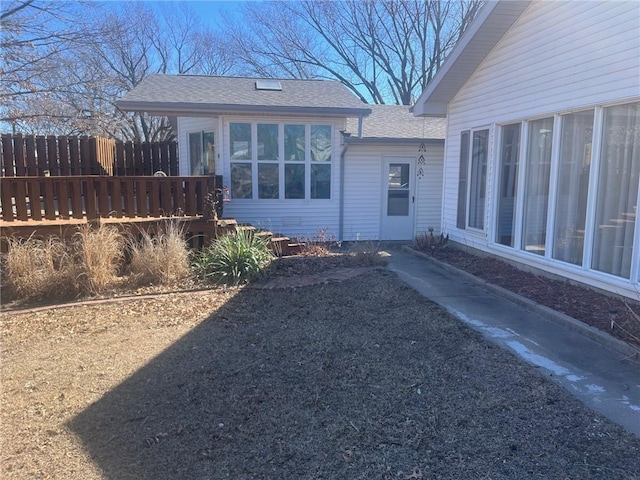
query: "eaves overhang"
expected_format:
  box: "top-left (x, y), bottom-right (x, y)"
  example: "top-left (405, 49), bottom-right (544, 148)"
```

top-left (116, 100), bottom-right (372, 118)
top-left (413, 0), bottom-right (532, 117)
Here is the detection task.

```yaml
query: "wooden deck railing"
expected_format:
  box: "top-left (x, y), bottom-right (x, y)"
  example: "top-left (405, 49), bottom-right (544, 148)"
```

top-left (0, 175), bottom-right (221, 222)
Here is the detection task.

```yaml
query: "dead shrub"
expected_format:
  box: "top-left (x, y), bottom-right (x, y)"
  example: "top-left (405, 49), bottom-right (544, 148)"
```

top-left (299, 227), bottom-right (336, 256)
top-left (73, 224), bottom-right (124, 295)
top-left (348, 241), bottom-right (387, 267)
top-left (2, 235), bottom-right (76, 300)
top-left (128, 219), bottom-right (191, 286)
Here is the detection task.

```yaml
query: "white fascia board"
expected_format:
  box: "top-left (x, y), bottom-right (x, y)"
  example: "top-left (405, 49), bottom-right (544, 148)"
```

top-left (413, 0), bottom-right (531, 116)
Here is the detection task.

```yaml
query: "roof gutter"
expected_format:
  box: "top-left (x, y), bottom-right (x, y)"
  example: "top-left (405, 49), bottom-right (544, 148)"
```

top-left (116, 100), bottom-right (372, 118)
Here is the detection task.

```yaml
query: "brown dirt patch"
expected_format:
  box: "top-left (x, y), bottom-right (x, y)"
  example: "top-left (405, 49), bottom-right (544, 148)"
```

top-left (2, 259), bottom-right (640, 479)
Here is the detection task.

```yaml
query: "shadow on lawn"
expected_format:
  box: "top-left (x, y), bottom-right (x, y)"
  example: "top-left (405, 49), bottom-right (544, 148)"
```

top-left (67, 271), bottom-right (640, 480)
top-left (67, 277), bottom-right (395, 479)
top-left (67, 284), bottom-right (291, 479)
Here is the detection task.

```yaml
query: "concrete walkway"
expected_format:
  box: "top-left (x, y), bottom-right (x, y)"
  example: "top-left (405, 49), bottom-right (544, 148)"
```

top-left (386, 246), bottom-right (640, 437)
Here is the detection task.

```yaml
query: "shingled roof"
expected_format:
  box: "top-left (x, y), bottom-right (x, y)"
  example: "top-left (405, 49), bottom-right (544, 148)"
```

top-left (345, 104), bottom-right (445, 143)
top-left (117, 74), bottom-right (372, 117)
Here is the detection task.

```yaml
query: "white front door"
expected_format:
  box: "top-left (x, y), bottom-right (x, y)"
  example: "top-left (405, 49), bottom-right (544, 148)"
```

top-left (380, 158), bottom-right (415, 240)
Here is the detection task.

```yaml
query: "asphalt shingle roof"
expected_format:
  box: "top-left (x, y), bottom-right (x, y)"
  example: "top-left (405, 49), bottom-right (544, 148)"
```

top-left (346, 104), bottom-right (445, 140)
top-left (117, 74), bottom-right (371, 116)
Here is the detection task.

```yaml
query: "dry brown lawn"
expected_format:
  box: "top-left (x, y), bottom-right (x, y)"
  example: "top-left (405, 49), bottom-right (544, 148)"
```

top-left (2, 261), bottom-right (640, 479)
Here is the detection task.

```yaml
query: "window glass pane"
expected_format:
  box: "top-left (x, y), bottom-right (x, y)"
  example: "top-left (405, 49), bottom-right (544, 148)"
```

top-left (189, 132), bottom-right (203, 175)
top-left (311, 125), bottom-right (331, 162)
top-left (522, 117), bottom-right (554, 255)
top-left (203, 132), bottom-right (215, 174)
top-left (469, 129), bottom-right (489, 229)
top-left (285, 164), bottom-right (305, 199)
top-left (257, 124), bottom-right (278, 160)
top-left (496, 124), bottom-right (520, 246)
top-left (388, 191), bottom-right (409, 216)
top-left (285, 125), bottom-right (305, 161)
top-left (231, 163), bottom-right (252, 199)
top-left (553, 110), bottom-right (594, 265)
top-left (230, 123), bottom-right (251, 160)
top-left (311, 163), bottom-right (331, 199)
top-left (388, 163), bottom-right (409, 189)
top-left (457, 131), bottom-right (470, 229)
top-left (592, 102), bottom-right (639, 278)
top-left (258, 163), bottom-right (279, 199)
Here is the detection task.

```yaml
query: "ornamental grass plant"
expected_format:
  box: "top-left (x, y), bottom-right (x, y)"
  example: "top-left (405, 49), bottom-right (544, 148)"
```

top-left (194, 229), bottom-right (274, 285)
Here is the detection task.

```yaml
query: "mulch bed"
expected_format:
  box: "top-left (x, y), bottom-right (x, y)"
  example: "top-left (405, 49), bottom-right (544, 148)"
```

top-left (422, 247), bottom-right (640, 349)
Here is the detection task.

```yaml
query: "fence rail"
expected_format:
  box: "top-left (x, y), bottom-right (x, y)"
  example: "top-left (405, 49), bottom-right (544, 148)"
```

top-left (0, 175), bottom-right (221, 222)
top-left (1, 134), bottom-right (179, 177)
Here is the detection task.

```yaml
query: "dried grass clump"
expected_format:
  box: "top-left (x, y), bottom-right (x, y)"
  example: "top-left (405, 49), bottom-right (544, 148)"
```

top-left (348, 241), bottom-right (387, 267)
top-left (73, 224), bottom-right (124, 295)
top-left (300, 227), bottom-right (336, 257)
top-left (128, 220), bottom-right (191, 286)
top-left (2, 235), bottom-right (76, 300)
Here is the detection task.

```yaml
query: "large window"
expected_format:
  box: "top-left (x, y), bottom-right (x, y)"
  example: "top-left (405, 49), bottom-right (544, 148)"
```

top-left (456, 131), bottom-right (470, 229)
top-left (522, 117), bottom-right (553, 255)
top-left (496, 124), bottom-right (521, 246)
top-left (469, 130), bottom-right (489, 229)
top-left (310, 125), bottom-right (331, 199)
top-left (257, 124), bottom-right (279, 199)
top-left (230, 123), bottom-right (252, 198)
top-left (229, 122), bottom-right (332, 201)
top-left (189, 131), bottom-right (215, 175)
top-left (486, 101), bottom-right (639, 282)
top-left (553, 110), bottom-right (594, 265)
top-left (592, 103), bottom-right (639, 278)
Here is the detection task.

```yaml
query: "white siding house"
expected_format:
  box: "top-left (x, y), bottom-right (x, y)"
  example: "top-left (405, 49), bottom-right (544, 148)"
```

top-left (413, 0), bottom-right (640, 299)
top-left (117, 76), bottom-right (445, 241)
top-left (342, 105), bottom-right (444, 241)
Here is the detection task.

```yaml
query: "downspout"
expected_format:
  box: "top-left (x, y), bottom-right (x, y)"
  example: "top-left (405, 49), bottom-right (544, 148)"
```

top-left (338, 133), bottom-right (351, 242)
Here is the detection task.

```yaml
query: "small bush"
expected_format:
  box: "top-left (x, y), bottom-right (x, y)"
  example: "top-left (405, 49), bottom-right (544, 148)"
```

top-left (348, 241), bottom-right (387, 267)
top-left (73, 224), bottom-right (124, 295)
top-left (413, 229), bottom-right (449, 255)
top-left (300, 227), bottom-right (336, 256)
top-left (128, 219), bottom-right (191, 286)
top-left (194, 229), bottom-right (274, 285)
top-left (2, 235), bottom-right (76, 300)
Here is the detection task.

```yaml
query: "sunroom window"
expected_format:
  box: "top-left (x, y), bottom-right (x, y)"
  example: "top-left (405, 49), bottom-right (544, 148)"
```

top-left (496, 124), bottom-right (521, 246)
top-left (592, 102), bottom-right (639, 278)
top-left (230, 122), bottom-right (332, 201)
top-left (553, 110), bottom-right (594, 266)
top-left (522, 117), bottom-right (553, 255)
top-left (468, 129), bottom-right (489, 229)
top-left (488, 101), bottom-right (639, 282)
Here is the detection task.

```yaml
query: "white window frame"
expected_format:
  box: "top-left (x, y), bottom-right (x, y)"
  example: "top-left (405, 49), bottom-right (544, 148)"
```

top-left (228, 121), bottom-right (333, 202)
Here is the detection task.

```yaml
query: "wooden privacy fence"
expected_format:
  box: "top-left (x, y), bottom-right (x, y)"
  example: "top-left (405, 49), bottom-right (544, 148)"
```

top-left (0, 175), bottom-right (220, 222)
top-left (1, 134), bottom-right (179, 178)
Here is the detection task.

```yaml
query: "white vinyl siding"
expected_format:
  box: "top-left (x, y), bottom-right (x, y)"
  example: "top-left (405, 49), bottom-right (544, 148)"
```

top-left (343, 143), bottom-right (444, 241)
top-left (441, 0), bottom-right (640, 297)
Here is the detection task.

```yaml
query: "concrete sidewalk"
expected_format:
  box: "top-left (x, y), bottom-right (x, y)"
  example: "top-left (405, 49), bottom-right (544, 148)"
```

top-left (385, 246), bottom-right (640, 437)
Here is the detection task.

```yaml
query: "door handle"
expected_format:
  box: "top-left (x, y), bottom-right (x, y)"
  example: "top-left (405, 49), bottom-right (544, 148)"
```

top-left (412, 196), bottom-right (415, 203)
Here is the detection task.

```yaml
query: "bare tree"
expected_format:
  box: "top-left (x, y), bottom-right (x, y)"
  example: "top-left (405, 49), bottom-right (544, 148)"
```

top-left (225, 0), bottom-right (482, 105)
top-left (0, 0), bottom-right (101, 133)
top-left (1, 1), bottom-right (238, 140)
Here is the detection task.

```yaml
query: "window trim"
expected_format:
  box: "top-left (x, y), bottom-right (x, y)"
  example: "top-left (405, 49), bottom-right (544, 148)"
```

top-left (228, 120), bottom-right (333, 201)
